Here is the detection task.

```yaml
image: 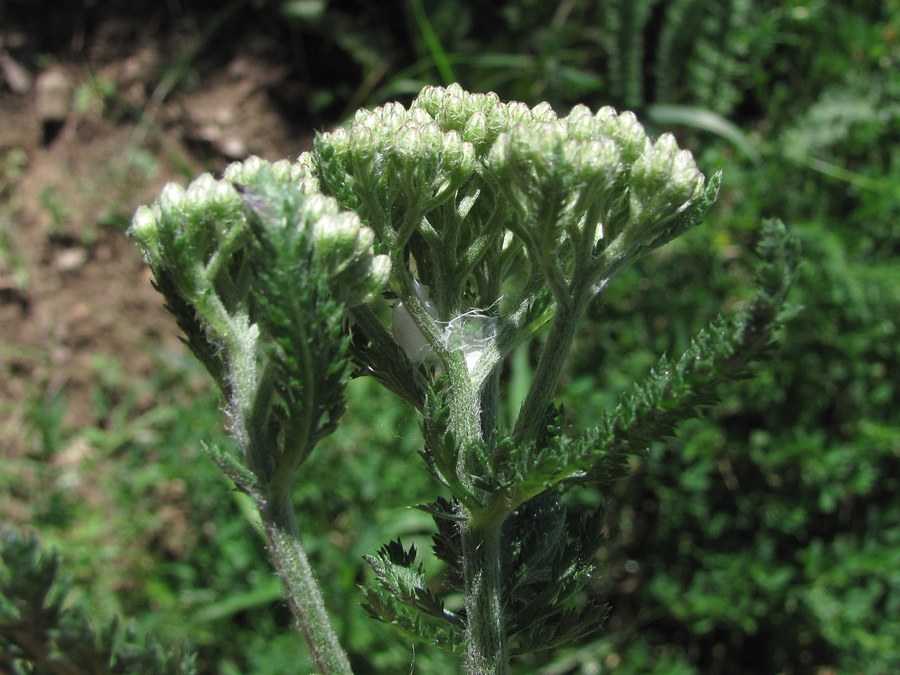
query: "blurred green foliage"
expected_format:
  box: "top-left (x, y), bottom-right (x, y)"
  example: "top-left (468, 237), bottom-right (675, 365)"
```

top-left (4, 0), bottom-right (898, 672)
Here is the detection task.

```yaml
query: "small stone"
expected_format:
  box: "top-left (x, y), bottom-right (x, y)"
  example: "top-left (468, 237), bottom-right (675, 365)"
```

top-left (54, 247), bottom-right (89, 272)
top-left (0, 50), bottom-right (32, 93)
top-left (35, 67), bottom-right (72, 122)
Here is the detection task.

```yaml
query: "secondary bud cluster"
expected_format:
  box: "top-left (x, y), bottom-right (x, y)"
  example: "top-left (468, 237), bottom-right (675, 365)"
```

top-left (481, 97), bottom-right (715, 297)
top-left (312, 209), bottom-right (392, 306)
top-left (129, 157), bottom-right (391, 315)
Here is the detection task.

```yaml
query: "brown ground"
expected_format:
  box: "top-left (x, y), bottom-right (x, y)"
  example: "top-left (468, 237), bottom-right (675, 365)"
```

top-left (0, 5), bottom-right (315, 525)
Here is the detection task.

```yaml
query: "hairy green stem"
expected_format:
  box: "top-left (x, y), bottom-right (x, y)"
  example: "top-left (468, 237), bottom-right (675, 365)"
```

top-left (258, 495), bottom-right (352, 675)
top-left (512, 302), bottom-right (580, 444)
top-left (461, 518), bottom-right (509, 675)
top-left (480, 365), bottom-right (501, 442)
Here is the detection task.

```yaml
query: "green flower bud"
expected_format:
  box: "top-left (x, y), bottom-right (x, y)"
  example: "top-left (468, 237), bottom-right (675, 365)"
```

top-left (270, 159), bottom-right (293, 182)
top-left (159, 181), bottom-right (187, 214)
top-left (212, 180), bottom-right (241, 209)
top-left (295, 152), bottom-right (316, 179)
top-left (439, 93), bottom-right (468, 132)
top-left (349, 125), bottom-right (376, 160)
top-left (313, 211), bottom-right (363, 263)
top-left (417, 123), bottom-right (444, 155)
top-left (631, 133), bottom-right (681, 198)
top-left (369, 253), bottom-right (391, 286)
top-left (223, 155), bottom-right (267, 184)
top-left (410, 85), bottom-right (444, 117)
top-left (463, 111), bottom-right (489, 147)
top-left (129, 205), bottom-right (161, 262)
top-left (304, 193), bottom-right (336, 224)
top-left (486, 132), bottom-right (513, 175)
top-left (467, 91), bottom-right (500, 115)
top-left (484, 105), bottom-right (510, 140)
top-left (409, 107), bottom-right (434, 127)
top-left (323, 127), bottom-right (350, 158)
top-left (530, 101), bottom-right (556, 122)
top-left (441, 130), bottom-right (476, 181)
top-left (351, 252), bottom-right (392, 305)
top-left (378, 102), bottom-right (408, 130)
top-left (501, 101), bottom-right (533, 126)
top-left (295, 178), bottom-right (319, 200)
top-left (186, 173), bottom-right (218, 204)
top-left (443, 82), bottom-right (465, 99)
top-left (670, 148), bottom-right (705, 201)
top-left (509, 120), bottom-right (567, 169)
top-left (441, 129), bottom-right (465, 165)
top-left (608, 110), bottom-right (650, 164)
top-left (570, 139), bottom-right (620, 185)
top-left (353, 107), bottom-right (376, 127)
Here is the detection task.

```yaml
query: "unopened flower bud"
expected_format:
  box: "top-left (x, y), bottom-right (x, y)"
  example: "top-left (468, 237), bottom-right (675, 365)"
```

top-left (351, 253), bottom-right (391, 304)
top-left (369, 254), bottom-right (391, 287)
top-left (304, 193), bottom-right (335, 223)
top-left (129, 205), bottom-right (161, 260)
top-left (467, 91), bottom-right (500, 115)
top-left (503, 102), bottom-right (532, 125)
top-left (412, 85), bottom-right (442, 116)
top-left (159, 182), bottom-right (187, 213)
top-left (530, 101), bottom-right (556, 122)
top-left (671, 149), bottom-right (704, 199)
top-left (349, 125), bottom-right (376, 160)
top-left (353, 107), bottom-right (375, 127)
top-left (324, 127), bottom-right (350, 157)
top-left (270, 159), bottom-right (293, 182)
top-left (230, 156), bottom-right (268, 184)
top-left (211, 180), bottom-right (239, 208)
top-left (440, 94), bottom-right (468, 131)
top-left (612, 111), bottom-right (650, 163)
top-left (565, 108), bottom-right (597, 142)
top-left (463, 111), bottom-right (489, 146)
top-left (571, 139), bottom-right (620, 184)
top-left (186, 173), bottom-right (218, 205)
top-left (409, 107), bottom-right (434, 127)
top-left (314, 212), bottom-right (362, 261)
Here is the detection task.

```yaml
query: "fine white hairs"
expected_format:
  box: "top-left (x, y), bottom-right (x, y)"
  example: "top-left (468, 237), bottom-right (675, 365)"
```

top-left (392, 278), bottom-right (498, 374)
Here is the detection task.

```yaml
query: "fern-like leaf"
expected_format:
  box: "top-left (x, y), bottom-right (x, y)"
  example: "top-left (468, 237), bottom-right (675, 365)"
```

top-left (501, 220), bottom-right (799, 495)
top-left (0, 527), bottom-right (196, 674)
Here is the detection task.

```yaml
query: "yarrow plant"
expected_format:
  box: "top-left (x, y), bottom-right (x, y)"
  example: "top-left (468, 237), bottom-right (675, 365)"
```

top-left (127, 84), bottom-right (797, 674)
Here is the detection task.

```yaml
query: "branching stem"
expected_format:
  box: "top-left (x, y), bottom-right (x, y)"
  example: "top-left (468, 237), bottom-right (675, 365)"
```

top-left (513, 300), bottom-right (580, 444)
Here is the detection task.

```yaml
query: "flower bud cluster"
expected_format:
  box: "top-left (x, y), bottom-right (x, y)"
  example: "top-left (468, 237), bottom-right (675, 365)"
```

top-left (630, 133), bottom-right (706, 211)
top-left (129, 157), bottom-right (390, 311)
top-left (411, 84), bottom-right (559, 155)
top-left (131, 172), bottom-right (244, 277)
top-left (308, 84), bottom-right (716, 345)
top-left (232, 161), bottom-right (391, 308)
top-left (312, 99), bottom-right (481, 229)
top-left (311, 208), bottom-right (392, 306)
top-left (483, 100), bottom-right (712, 283)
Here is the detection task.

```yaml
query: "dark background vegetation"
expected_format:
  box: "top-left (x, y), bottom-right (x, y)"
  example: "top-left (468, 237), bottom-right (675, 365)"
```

top-left (1, 0), bottom-right (897, 672)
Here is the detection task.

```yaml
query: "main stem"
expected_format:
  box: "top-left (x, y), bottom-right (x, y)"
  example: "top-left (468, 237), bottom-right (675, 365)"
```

top-left (449, 355), bottom-right (509, 673)
top-left (258, 494), bottom-right (353, 675)
top-left (461, 517), bottom-right (508, 675)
